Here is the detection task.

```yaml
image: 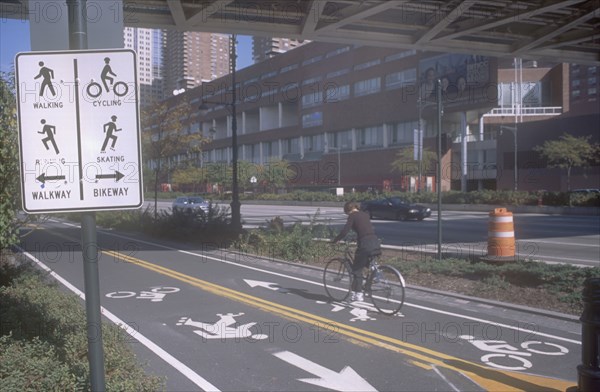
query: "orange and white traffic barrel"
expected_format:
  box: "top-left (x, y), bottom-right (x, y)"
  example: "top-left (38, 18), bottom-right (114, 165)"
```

top-left (487, 208), bottom-right (515, 257)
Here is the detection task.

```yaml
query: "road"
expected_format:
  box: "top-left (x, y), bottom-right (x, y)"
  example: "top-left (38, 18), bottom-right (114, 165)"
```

top-left (146, 201), bottom-right (600, 267)
top-left (19, 219), bottom-right (581, 391)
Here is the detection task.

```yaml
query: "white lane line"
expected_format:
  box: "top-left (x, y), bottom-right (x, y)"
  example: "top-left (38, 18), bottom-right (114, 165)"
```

top-left (16, 246), bottom-right (221, 392)
top-left (99, 231), bottom-right (581, 346)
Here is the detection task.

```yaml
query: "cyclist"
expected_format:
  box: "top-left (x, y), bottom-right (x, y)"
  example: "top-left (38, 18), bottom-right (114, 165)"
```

top-left (332, 201), bottom-right (381, 301)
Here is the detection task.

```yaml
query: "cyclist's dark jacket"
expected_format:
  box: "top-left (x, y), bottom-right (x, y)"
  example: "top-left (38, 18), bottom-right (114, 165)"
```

top-left (333, 210), bottom-right (379, 250)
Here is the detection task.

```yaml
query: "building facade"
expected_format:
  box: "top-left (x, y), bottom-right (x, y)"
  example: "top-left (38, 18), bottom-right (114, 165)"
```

top-left (252, 37), bottom-right (308, 63)
top-left (123, 27), bottom-right (165, 107)
top-left (149, 42), bottom-right (599, 193)
top-left (164, 30), bottom-right (231, 95)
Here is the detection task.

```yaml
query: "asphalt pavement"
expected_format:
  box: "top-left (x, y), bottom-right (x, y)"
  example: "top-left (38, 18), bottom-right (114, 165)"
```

top-left (17, 218), bottom-right (583, 392)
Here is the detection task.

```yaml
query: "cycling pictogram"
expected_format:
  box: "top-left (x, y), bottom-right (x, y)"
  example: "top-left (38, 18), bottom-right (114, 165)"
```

top-left (105, 286), bottom-right (179, 302)
top-left (86, 57), bottom-right (129, 98)
top-left (459, 335), bottom-right (569, 371)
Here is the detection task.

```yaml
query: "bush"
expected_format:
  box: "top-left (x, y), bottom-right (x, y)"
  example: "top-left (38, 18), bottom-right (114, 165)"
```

top-left (234, 210), bottom-right (336, 263)
top-left (0, 255), bottom-right (164, 391)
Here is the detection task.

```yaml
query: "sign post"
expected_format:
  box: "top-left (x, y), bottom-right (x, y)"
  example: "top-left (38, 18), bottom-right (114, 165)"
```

top-left (15, 2), bottom-right (141, 389)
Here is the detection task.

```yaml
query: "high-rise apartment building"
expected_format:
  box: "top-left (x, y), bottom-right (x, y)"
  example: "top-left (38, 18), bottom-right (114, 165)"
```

top-left (123, 27), bottom-right (165, 107)
top-left (164, 30), bottom-right (231, 95)
top-left (252, 37), bottom-right (307, 63)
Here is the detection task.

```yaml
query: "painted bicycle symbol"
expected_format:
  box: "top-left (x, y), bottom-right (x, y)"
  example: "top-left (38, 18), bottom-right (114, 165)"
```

top-left (105, 286), bottom-right (180, 302)
top-left (459, 335), bottom-right (569, 371)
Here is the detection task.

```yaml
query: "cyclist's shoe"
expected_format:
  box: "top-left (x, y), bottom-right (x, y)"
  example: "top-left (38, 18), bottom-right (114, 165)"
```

top-left (351, 291), bottom-right (364, 302)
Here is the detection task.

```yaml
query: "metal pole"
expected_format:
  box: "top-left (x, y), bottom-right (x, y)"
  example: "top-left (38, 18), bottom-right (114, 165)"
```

top-left (418, 99), bottom-right (423, 193)
top-left (67, 1), bottom-right (106, 390)
top-left (338, 147), bottom-right (341, 186)
top-left (436, 79), bottom-right (443, 262)
top-left (230, 34), bottom-right (241, 231)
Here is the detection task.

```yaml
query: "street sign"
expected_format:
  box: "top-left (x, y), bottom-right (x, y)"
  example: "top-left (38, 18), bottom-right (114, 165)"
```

top-left (15, 49), bottom-right (143, 213)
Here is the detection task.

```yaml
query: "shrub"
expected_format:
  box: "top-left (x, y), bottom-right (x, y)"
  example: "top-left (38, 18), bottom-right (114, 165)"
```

top-left (0, 257), bottom-right (164, 391)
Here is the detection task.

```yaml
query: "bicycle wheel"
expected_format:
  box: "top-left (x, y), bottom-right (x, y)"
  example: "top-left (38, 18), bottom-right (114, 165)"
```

top-left (369, 265), bottom-right (405, 315)
top-left (323, 258), bottom-right (353, 301)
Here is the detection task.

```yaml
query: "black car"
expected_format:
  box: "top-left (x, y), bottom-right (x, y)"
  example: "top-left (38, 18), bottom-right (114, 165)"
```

top-left (360, 197), bottom-right (432, 221)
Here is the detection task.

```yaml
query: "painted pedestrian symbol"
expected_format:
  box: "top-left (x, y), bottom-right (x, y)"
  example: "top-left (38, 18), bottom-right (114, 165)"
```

top-left (38, 119), bottom-right (59, 154)
top-left (177, 313), bottom-right (268, 341)
top-left (34, 61), bottom-right (56, 97)
top-left (86, 57), bottom-right (129, 98)
top-left (101, 115), bottom-right (121, 153)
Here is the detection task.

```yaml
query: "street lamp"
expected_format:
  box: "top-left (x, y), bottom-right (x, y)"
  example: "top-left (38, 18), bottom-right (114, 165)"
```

top-left (500, 125), bottom-right (518, 191)
top-left (198, 34), bottom-right (241, 231)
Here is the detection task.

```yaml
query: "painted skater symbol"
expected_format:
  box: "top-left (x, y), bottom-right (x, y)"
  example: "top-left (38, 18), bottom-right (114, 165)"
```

top-left (34, 61), bottom-right (56, 97)
top-left (177, 313), bottom-right (268, 341)
top-left (101, 115), bottom-right (121, 153)
top-left (38, 119), bottom-right (59, 154)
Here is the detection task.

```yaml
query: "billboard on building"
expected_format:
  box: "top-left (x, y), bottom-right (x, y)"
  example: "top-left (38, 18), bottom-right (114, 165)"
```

top-left (419, 53), bottom-right (497, 110)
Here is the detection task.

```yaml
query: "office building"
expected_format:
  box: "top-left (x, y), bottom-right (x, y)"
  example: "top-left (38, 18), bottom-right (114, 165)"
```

top-left (149, 42), bottom-right (599, 193)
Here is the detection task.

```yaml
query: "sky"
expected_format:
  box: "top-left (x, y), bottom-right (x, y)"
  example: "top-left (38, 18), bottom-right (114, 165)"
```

top-left (0, 18), bottom-right (253, 74)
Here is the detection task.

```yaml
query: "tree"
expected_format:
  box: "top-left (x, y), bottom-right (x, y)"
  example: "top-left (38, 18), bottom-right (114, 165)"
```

top-left (390, 146), bottom-right (438, 191)
top-left (0, 73), bottom-right (20, 248)
top-left (141, 97), bottom-right (206, 218)
top-left (534, 133), bottom-right (599, 192)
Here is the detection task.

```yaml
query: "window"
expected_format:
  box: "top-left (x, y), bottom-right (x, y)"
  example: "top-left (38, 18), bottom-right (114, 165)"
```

top-left (354, 59), bottom-right (380, 71)
top-left (302, 91), bottom-right (323, 108)
top-left (326, 68), bottom-right (350, 79)
top-left (284, 137), bottom-right (301, 154)
top-left (302, 112), bottom-right (323, 128)
top-left (328, 130), bottom-right (352, 150)
top-left (389, 121), bottom-right (418, 145)
top-left (324, 84), bottom-right (350, 102)
top-left (304, 134), bottom-right (324, 152)
top-left (359, 126), bottom-right (383, 148)
top-left (325, 46), bottom-right (350, 58)
top-left (385, 68), bottom-right (417, 90)
top-left (354, 77), bottom-right (381, 97)
top-left (384, 50), bottom-right (417, 62)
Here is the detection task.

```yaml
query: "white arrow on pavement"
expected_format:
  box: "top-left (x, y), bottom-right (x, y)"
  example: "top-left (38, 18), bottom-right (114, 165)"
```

top-left (243, 279), bottom-right (288, 293)
top-left (273, 350), bottom-right (377, 392)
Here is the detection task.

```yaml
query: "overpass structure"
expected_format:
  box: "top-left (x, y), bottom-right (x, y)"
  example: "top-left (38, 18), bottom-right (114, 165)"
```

top-left (2, 0), bottom-right (599, 65)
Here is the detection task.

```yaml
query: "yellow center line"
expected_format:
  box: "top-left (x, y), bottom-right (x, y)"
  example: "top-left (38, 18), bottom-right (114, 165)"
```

top-left (102, 249), bottom-right (575, 392)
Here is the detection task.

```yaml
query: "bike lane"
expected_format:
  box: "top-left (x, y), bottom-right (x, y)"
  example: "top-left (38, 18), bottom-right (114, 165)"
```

top-left (19, 223), bottom-right (579, 391)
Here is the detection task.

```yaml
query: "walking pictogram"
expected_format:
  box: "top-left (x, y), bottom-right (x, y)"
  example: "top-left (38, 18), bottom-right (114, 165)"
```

top-left (34, 61), bottom-right (56, 97)
top-left (86, 57), bottom-right (129, 98)
top-left (101, 115), bottom-right (121, 153)
top-left (38, 119), bottom-right (59, 154)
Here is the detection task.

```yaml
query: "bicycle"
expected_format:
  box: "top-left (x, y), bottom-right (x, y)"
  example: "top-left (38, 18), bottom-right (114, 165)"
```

top-left (323, 243), bottom-right (405, 315)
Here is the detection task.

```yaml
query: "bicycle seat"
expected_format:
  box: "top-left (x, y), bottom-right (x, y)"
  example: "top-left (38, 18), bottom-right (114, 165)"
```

top-left (368, 249), bottom-right (382, 257)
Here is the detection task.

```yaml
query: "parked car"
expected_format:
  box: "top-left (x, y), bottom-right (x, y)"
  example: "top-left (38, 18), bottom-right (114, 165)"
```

top-left (360, 197), bottom-right (432, 221)
top-left (172, 196), bottom-right (209, 214)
